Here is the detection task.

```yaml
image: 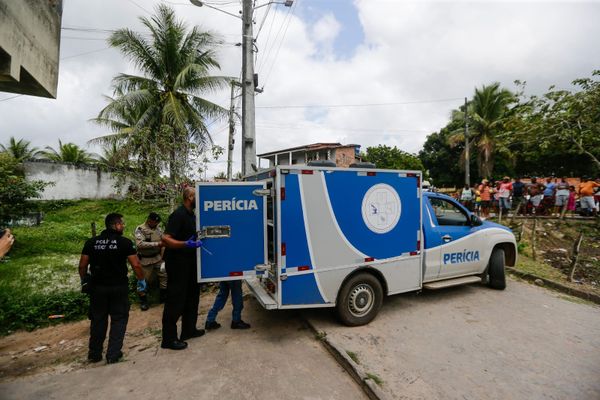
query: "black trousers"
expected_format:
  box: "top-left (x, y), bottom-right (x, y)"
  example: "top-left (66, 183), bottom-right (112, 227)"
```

top-left (88, 284), bottom-right (129, 359)
top-left (162, 256), bottom-right (200, 343)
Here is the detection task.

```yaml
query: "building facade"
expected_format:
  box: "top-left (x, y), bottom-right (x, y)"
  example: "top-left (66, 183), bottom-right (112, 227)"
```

top-left (258, 143), bottom-right (361, 168)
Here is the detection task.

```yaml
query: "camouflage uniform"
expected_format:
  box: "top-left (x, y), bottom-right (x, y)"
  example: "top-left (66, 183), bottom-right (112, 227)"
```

top-left (134, 222), bottom-right (167, 290)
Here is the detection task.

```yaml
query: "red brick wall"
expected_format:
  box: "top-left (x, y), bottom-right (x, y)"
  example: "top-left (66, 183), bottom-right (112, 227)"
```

top-left (334, 147), bottom-right (357, 168)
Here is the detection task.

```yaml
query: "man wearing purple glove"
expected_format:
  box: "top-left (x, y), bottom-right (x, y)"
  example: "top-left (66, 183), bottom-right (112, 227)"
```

top-left (160, 187), bottom-right (205, 350)
top-left (79, 213), bottom-right (145, 364)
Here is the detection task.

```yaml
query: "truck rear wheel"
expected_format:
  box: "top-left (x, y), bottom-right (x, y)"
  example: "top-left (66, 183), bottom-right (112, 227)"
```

top-left (336, 273), bottom-right (383, 326)
top-left (488, 248), bottom-right (506, 290)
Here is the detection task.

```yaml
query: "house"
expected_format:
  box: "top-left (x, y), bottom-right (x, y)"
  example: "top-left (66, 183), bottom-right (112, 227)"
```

top-left (257, 143), bottom-right (361, 168)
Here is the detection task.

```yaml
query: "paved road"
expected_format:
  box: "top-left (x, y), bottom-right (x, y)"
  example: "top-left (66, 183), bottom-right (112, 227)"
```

top-left (0, 296), bottom-right (367, 400)
top-left (306, 278), bottom-right (600, 400)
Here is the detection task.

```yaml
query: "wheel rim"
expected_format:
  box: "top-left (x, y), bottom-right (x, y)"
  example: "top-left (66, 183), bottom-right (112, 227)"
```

top-left (348, 283), bottom-right (375, 318)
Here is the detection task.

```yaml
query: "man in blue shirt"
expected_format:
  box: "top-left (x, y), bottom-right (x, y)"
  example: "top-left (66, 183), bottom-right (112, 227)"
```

top-left (542, 177), bottom-right (556, 215)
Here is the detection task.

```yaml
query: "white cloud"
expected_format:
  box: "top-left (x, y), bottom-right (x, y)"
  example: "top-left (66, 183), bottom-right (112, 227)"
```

top-left (1, 0), bottom-right (599, 180)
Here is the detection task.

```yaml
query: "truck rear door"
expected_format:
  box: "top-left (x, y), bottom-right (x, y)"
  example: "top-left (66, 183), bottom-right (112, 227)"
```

top-left (196, 182), bottom-right (267, 282)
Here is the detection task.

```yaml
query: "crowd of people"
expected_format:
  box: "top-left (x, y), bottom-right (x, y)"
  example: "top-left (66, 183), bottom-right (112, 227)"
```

top-left (456, 176), bottom-right (600, 219)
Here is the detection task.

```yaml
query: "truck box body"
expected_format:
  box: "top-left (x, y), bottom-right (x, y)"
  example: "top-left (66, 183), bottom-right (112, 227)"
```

top-left (197, 166), bottom-right (423, 309)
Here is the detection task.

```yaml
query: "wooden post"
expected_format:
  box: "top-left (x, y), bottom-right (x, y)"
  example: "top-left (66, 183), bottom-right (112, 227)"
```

top-left (531, 217), bottom-right (537, 261)
top-left (568, 232), bottom-right (584, 282)
top-left (91, 222), bottom-right (96, 237)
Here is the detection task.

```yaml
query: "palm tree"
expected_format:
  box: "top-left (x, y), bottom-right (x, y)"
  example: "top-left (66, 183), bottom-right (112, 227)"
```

top-left (450, 83), bottom-right (515, 178)
top-left (97, 141), bottom-right (131, 170)
top-left (40, 140), bottom-right (97, 165)
top-left (100, 4), bottom-right (229, 184)
top-left (0, 137), bottom-right (42, 162)
top-left (90, 89), bottom-right (161, 177)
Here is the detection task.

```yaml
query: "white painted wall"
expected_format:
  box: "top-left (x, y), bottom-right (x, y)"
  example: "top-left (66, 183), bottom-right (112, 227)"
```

top-left (24, 161), bottom-right (126, 200)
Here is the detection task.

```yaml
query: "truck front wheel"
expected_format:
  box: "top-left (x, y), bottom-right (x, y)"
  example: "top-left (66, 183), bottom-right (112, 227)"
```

top-left (336, 273), bottom-right (383, 326)
top-left (488, 248), bottom-right (506, 290)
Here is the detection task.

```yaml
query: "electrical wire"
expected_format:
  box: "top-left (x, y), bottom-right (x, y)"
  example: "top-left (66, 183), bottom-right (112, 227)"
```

top-left (255, 3), bottom-right (288, 74)
top-left (260, 0), bottom-right (297, 89)
top-left (256, 97), bottom-right (464, 109)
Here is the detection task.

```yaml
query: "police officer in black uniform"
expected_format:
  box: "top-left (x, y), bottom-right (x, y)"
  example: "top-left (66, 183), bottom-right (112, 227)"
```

top-left (79, 213), bottom-right (146, 364)
top-left (161, 187), bottom-right (204, 350)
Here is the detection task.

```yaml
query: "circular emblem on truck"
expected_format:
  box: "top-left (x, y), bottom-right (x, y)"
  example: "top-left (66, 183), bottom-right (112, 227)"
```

top-left (361, 184), bottom-right (401, 234)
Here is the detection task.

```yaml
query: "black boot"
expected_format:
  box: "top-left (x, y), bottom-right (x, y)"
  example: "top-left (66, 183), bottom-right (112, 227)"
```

top-left (159, 289), bottom-right (167, 304)
top-left (139, 293), bottom-right (149, 311)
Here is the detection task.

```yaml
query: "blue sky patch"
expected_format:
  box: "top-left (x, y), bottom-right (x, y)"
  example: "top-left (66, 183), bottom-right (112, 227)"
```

top-left (297, 0), bottom-right (365, 59)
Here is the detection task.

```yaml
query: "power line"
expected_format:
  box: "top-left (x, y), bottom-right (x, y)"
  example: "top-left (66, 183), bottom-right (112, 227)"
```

top-left (260, 0), bottom-right (297, 89)
top-left (126, 0), bottom-right (152, 15)
top-left (0, 94), bottom-right (23, 102)
top-left (61, 47), bottom-right (113, 60)
top-left (256, 97), bottom-right (464, 109)
top-left (255, 2), bottom-right (290, 75)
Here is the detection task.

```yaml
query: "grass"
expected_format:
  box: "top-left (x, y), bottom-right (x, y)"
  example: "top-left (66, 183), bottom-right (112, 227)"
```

top-left (346, 350), bottom-right (360, 364)
top-left (365, 372), bottom-right (383, 386)
top-left (513, 255), bottom-right (567, 283)
top-left (0, 199), bottom-right (170, 335)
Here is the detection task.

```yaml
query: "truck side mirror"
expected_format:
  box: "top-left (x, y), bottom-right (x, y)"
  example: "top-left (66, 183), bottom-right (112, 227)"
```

top-left (470, 214), bottom-right (482, 226)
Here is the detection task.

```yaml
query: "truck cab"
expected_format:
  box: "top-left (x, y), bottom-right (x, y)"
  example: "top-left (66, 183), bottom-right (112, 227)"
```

top-left (421, 192), bottom-right (516, 286)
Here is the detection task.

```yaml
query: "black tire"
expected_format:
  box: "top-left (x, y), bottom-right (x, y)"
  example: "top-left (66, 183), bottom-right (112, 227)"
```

top-left (336, 273), bottom-right (383, 326)
top-left (488, 248), bottom-right (506, 290)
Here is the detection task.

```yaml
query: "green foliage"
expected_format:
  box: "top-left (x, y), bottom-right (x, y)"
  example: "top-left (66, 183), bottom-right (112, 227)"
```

top-left (0, 289), bottom-right (89, 335)
top-left (0, 153), bottom-right (49, 224)
top-left (0, 137), bottom-right (42, 162)
top-left (449, 83), bottom-right (516, 179)
top-left (510, 71), bottom-right (600, 174)
top-left (363, 145), bottom-right (424, 171)
top-left (92, 4), bottom-right (229, 187)
top-left (419, 120), bottom-right (470, 187)
top-left (40, 140), bottom-right (97, 165)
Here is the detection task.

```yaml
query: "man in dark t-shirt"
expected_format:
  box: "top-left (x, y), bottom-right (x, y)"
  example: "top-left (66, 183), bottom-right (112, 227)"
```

top-left (161, 187), bottom-right (204, 350)
top-left (79, 213), bottom-right (145, 364)
top-left (511, 177), bottom-right (525, 215)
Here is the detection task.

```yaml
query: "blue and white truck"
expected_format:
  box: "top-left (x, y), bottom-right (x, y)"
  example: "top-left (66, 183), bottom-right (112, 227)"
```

top-left (195, 165), bottom-right (517, 326)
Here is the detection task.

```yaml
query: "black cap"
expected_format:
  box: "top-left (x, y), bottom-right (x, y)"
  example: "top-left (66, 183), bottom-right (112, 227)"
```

top-left (147, 212), bottom-right (161, 222)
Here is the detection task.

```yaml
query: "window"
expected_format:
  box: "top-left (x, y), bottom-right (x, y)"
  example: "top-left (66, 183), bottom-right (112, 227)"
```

top-left (430, 198), bottom-right (469, 226)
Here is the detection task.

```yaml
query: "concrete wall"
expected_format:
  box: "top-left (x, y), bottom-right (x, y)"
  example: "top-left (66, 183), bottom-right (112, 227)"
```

top-left (0, 0), bottom-right (62, 98)
top-left (24, 161), bottom-right (126, 200)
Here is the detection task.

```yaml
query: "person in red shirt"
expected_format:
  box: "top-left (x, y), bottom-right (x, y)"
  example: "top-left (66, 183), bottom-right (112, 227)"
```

top-left (498, 176), bottom-right (513, 214)
top-left (478, 179), bottom-right (492, 219)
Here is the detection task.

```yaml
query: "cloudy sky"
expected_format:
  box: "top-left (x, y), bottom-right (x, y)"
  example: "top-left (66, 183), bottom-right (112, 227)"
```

top-left (1, 0), bottom-right (599, 179)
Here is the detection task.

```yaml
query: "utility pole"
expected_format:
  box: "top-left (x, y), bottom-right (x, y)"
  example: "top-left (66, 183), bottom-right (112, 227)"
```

top-left (241, 0), bottom-right (256, 176)
top-left (227, 80), bottom-right (236, 181)
top-left (464, 97), bottom-right (470, 186)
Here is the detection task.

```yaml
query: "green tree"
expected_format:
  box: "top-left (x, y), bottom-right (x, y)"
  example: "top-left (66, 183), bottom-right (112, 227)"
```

top-left (0, 137), bottom-right (41, 162)
top-left (512, 71), bottom-right (600, 173)
top-left (40, 140), bottom-right (97, 165)
top-left (102, 4), bottom-right (229, 184)
top-left (97, 141), bottom-right (131, 171)
top-left (363, 145), bottom-right (424, 171)
top-left (450, 83), bottom-right (516, 179)
top-left (0, 153), bottom-right (49, 224)
top-left (419, 120), bottom-right (470, 187)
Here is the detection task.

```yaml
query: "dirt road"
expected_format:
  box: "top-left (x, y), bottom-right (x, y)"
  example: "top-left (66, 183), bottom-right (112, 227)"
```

top-left (0, 294), bottom-right (366, 400)
top-left (306, 277), bottom-right (600, 400)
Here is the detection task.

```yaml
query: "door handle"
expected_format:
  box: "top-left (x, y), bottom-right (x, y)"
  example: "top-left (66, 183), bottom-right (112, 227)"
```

top-left (442, 234), bottom-right (452, 243)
